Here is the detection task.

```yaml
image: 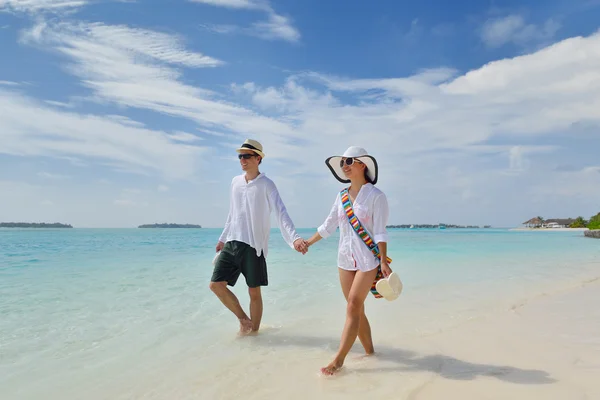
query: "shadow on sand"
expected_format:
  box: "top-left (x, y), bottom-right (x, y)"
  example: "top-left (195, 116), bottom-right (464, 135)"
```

top-left (245, 333), bottom-right (556, 384)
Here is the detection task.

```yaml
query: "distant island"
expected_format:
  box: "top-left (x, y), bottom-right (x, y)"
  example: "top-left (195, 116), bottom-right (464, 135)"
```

top-left (138, 223), bottom-right (202, 228)
top-left (387, 224), bottom-right (490, 229)
top-left (0, 222), bottom-right (73, 228)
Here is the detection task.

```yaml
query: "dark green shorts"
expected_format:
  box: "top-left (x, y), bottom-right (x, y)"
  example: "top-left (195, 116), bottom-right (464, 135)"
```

top-left (211, 241), bottom-right (268, 288)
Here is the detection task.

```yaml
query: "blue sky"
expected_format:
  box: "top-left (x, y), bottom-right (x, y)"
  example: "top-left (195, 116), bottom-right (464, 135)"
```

top-left (1, 0), bottom-right (599, 228)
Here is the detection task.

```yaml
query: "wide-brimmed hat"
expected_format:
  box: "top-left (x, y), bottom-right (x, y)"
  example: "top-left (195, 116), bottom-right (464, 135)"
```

top-left (325, 146), bottom-right (378, 184)
top-left (375, 272), bottom-right (403, 301)
top-left (236, 139), bottom-right (265, 158)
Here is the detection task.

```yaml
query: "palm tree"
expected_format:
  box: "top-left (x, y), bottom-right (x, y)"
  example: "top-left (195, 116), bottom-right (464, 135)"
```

top-left (588, 212), bottom-right (600, 230)
top-left (570, 216), bottom-right (587, 228)
top-left (537, 216), bottom-right (545, 227)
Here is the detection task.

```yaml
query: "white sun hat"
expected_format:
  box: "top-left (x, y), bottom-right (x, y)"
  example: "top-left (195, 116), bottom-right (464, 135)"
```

top-left (236, 139), bottom-right (265, 158)
top-left (213, 251), bottom-right (221, 266)
top-left (375, 272), bottom-right (403, 301)
top-left (325, 146), bottom-right (379, 184)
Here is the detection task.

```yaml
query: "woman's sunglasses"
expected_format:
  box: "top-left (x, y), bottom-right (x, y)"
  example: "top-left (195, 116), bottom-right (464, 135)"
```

top-left (340, 158), bottom-right (363, 168)
top-left (238, 154), bottom-right (258, 160)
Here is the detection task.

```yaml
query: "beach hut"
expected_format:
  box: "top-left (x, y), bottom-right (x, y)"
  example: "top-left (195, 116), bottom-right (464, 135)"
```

top-left (523, 217), bottom-right (543, 228)
top-left (543, 218), bottom-right (575, 228)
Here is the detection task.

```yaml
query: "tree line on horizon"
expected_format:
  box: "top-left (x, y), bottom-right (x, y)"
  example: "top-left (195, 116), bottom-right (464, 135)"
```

top-left (534, 213), bottom-right (600, 229)
top-left (0, 222), bottom-right (73, 228)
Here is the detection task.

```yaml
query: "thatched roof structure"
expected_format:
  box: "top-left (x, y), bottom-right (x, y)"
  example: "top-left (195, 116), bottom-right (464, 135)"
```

top-left (523, 217), bottom-right (543, 225)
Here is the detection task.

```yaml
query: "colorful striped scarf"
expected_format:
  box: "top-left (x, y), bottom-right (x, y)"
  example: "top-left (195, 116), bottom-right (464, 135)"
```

top-left (340, 188), bottom-right (392, 298)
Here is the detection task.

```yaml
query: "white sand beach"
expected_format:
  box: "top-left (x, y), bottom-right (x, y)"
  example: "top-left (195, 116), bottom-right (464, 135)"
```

top-left (510, 227), bottom-right (589, 232)
top-left (183, 272), bottom-right (600, 400)
top-left (388, 278), bottom-right (600, 400)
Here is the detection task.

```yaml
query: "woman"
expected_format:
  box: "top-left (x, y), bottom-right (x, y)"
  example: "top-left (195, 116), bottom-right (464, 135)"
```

top-left (306, 146), bottom-right (392, 376)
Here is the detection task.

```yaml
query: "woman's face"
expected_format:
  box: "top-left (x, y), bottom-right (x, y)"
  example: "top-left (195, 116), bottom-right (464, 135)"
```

top-left (340, 157), bottom-right (365, 180)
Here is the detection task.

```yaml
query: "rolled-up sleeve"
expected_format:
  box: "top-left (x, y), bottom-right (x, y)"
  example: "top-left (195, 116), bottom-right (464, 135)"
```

top-left (317, 194), bottom-right (340, 239)
top-left (372, 192), bottom-right (389, 244)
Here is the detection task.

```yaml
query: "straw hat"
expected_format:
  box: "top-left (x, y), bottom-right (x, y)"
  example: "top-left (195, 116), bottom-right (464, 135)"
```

top-left (236, 139), bottom-right (265, 158)
top-left (325, 146), bottom-right (379, 184)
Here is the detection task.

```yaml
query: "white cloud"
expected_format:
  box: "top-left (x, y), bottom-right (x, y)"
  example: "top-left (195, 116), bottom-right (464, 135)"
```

top-left (193, 0), bottom-right (300, 42)
top-left (481, 15), bottom-right (560, 48)
top-left (19, 20), bottom-right (302, 155)
top-left (168, 131), bottom-right (202, 143)
top-left (0, 0), bottom-right (86, 13)
top-left (4, 19), bottom-right (600, 227)
top-left (0, 81), bottom-right (20, 86)
top-left (38, 171), bottom-right (70, 179)
top-left (221, 30), bottom-right (600, 225)
top-left (113, 199), bottom-right (136, 206)
top-left (0, 88), bottom-right (206, 180)
top-left (189, 0), bottom-right (265, 10)
top-left (45, 100), bottom-right (74, 108)
top-left (250, 12), bottom-right (300, 42)
top-left (21, 21), bottom-right (223, 68)
top-left (157, 185), bottom-right (169, 192)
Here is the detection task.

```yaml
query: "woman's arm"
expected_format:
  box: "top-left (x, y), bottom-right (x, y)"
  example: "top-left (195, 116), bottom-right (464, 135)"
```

top-left (306, 231), bottom-right (323, 247)
top-left (307, 193), bottom-right (340, 248)
top-left (378, 241), bottom-right (392, 277)
top-left (373, 192), bottom-right (392, 277)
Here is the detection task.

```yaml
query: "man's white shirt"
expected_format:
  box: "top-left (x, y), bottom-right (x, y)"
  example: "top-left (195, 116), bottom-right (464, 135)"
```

top-left (218, 173), bottom-right (301, 257)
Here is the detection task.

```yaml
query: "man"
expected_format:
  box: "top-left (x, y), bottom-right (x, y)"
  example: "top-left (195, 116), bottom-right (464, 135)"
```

top-left (209, 139), bottom-right (308, 335)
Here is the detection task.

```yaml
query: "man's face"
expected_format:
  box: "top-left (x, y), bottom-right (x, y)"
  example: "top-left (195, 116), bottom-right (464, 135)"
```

top-left (238, 150), bottom-right (261, 171)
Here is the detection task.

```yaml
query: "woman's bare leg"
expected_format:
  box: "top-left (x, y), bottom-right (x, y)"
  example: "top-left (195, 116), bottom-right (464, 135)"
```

top-left (322, 268), bottom-right (379, 375)
top-left (338, 268), bottom-right (374, 354)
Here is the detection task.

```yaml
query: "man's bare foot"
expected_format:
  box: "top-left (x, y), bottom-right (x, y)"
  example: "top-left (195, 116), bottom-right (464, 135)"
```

top-left (238, 318), bottom-right (253, 335)
top-left (320, 360), bottom-right (343, 376)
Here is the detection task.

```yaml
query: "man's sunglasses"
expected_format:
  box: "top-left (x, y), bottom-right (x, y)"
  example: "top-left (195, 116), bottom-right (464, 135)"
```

top-left (238, 154), bottom-right (258, 160)
top-left (340, 157), bottom-right (363, 168)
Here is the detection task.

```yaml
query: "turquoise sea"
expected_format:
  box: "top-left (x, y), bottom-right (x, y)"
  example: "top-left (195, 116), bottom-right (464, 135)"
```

top-left (1, 228), bottom-right (599, 399)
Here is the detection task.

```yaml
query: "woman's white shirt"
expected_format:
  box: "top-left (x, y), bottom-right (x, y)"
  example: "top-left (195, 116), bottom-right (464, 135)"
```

top-left (317, 183), bottom-right (389, 272)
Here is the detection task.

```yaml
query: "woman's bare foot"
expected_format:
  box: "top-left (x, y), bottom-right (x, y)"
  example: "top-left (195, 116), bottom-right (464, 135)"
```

top-left (353, 352), bottom-right (375, 361)
top-left (238, 318), bottom-right (253, 335)
top-left (320, 360), bottom-right (343, 376)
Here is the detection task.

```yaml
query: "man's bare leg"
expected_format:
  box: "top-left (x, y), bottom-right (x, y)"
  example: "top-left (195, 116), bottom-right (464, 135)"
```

top-left (338, 269), bottom-right (374, 354)
top-left (322, 268), bottom-right (379, 376)
top-left (248, 287), bottom-right (263, 332)
top-left (209, 281), bottom-right (252, 334)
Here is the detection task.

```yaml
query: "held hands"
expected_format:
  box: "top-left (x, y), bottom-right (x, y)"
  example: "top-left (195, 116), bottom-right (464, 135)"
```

top-left (217, 239), bottom-right (308, 254)
top-left (293, 238), bottom-right (309, 255)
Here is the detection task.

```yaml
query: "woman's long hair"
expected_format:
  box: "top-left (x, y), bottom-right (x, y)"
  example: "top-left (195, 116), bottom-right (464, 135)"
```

top-left (364, 167), bottom-right (373, 184)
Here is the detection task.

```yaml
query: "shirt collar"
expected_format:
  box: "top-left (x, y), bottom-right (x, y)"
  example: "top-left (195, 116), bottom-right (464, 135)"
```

top-left (245, 172), bottom-right (265, 184)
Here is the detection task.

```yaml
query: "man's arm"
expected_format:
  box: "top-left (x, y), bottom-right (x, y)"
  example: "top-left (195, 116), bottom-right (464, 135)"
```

top-left (216, 180), bottom-right (234, 251)
top-left (267, 185), bottom-right (304, 250)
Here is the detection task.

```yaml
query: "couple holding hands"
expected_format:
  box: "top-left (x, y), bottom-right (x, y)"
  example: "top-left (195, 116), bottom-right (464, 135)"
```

top-left (209, 139), bottom-right (400, 376)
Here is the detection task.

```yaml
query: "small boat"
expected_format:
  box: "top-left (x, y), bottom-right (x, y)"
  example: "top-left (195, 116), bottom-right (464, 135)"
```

top-left (409, 224), bottom-right (414, 229)
top-left (439, 224), bottom-right (446, 229)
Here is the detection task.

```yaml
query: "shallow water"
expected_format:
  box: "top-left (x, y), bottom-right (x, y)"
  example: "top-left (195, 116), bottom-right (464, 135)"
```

top-left (1, 228), bottom-right (599, 399)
